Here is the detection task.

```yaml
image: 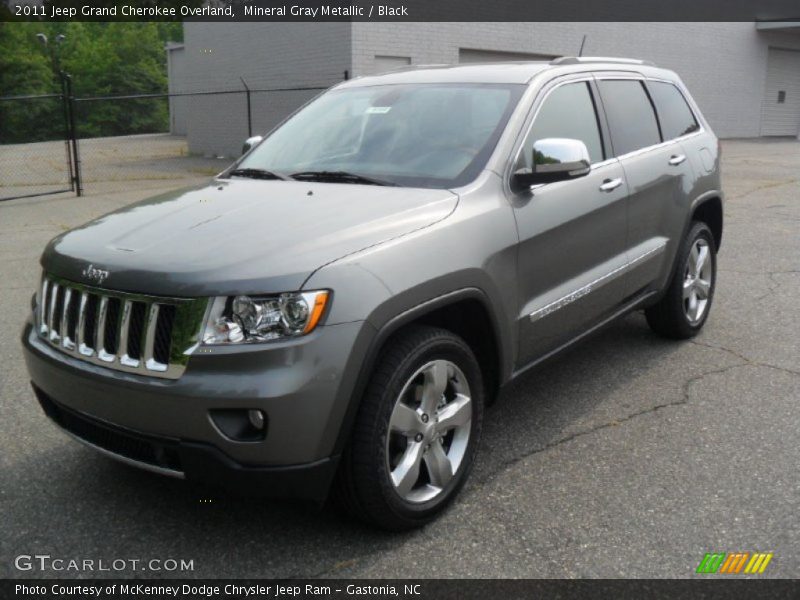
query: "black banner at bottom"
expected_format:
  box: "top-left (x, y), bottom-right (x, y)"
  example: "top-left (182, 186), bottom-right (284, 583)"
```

top-left (3, 579), bottom-right (799, 600)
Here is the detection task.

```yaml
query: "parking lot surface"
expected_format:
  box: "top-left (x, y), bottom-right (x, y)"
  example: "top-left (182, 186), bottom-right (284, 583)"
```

top-left (1, 139), bottom-right (798, 578)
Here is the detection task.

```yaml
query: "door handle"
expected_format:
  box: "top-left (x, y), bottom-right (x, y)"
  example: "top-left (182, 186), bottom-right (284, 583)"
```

top-left (668, 154), bottom-right (687, 166)
top-left (599, 177), bottom-right (623, 192)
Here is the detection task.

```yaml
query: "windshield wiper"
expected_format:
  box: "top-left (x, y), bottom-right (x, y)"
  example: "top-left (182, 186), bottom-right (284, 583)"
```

top-left (290, 170), bottom-right (397, 187)
top-left (228, 168), bottom-right (291, 181)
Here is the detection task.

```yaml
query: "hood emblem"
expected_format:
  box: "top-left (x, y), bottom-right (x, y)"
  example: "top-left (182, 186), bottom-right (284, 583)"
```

top-left (82, 264), bottom-right (110, 285)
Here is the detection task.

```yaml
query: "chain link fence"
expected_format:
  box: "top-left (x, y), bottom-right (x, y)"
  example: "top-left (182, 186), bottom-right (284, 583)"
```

top-left (0, 93), bottom-right (74, 200)
top-left (72, 94), bottom-right (219, 191)
top-left (0, 84), bottom-right (329, 201)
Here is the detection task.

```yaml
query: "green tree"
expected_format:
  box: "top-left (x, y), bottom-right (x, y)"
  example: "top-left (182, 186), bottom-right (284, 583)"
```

top-left (0, 22), bottom-right (184, 142)
top-left (0, 23), bottom-right (64, 143)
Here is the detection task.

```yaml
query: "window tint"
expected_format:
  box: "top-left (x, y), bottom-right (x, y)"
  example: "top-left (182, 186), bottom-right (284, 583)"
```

top-left (649, 81), bottom-right (699, 140)
top-left (598, 80), bottom-right (661, 156)
top-left (519, 82), bottom-right (604, 169)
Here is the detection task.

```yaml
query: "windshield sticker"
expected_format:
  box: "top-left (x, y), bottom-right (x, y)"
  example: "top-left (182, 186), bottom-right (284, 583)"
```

top-left (366, 106), bottom-right (392, 114)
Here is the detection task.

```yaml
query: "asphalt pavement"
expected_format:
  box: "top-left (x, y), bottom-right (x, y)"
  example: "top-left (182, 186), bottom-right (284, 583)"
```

top-left (1, 139), bottom-right (798, 579)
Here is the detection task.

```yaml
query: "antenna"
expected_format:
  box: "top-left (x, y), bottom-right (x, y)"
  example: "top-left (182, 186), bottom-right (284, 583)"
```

top-left (578, 35), bottom-right (587, 57)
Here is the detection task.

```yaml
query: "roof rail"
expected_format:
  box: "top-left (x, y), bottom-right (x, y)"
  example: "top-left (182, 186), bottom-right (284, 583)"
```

top-left (551, 56), bottom-right (656, 67)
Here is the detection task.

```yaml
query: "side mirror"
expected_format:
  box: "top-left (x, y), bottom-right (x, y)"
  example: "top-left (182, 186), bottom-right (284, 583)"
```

top-left (511, 138), bottom-right (591, 192)
top-left (242, 135), bottom-right (263, 155)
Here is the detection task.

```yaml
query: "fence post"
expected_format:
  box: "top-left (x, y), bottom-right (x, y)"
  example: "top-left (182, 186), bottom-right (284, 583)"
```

top-left (240, 76), bottom-right (252, 138)
top-left (63, 73), bottom-right (82, 197)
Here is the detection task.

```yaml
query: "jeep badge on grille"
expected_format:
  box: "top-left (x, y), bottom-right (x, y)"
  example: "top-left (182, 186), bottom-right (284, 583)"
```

top-left (81, 264), bottom-right (109, 285)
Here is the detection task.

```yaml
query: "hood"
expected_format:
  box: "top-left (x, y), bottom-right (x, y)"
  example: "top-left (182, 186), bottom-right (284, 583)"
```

top-left (43, 179), bottom-right (458, 297)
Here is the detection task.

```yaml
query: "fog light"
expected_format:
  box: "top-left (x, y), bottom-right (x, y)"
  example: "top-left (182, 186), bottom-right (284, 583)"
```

top-left (248, 409), bottom-right (265, 430)
top-left (209, 409), bottom-right (268, 441)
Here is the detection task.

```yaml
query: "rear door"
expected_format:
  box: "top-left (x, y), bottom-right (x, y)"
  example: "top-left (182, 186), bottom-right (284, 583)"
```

top-left (510, 78), bottom-right (630, 366)
top-left (595, 77), bottom-right (695, 296)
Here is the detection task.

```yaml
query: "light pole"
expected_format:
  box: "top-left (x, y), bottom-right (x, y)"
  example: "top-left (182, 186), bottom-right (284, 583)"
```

top-left (36, 32), bottom-right (67, 84)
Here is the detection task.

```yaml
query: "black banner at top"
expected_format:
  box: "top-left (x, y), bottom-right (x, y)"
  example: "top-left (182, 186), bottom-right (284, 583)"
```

top-left (3, 0), bottom-right (800, 22)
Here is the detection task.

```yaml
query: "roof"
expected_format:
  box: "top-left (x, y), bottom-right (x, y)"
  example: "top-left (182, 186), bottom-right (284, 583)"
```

top-left (338, 57), bottom-right (671, 88)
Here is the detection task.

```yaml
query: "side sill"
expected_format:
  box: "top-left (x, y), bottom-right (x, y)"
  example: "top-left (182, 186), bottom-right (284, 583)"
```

top-left (510, 289), bottom-right (658, 381)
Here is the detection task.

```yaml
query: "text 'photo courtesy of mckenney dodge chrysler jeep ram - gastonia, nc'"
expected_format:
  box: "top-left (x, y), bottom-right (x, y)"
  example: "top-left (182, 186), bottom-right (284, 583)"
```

top-left (23, 57), bottom-right (722, 530)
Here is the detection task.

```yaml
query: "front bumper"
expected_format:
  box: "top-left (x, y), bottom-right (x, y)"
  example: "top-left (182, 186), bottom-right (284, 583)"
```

top-left (23, 318), bottom-right (375, 500)
top-left (34, 387), bottom-right (338, 501)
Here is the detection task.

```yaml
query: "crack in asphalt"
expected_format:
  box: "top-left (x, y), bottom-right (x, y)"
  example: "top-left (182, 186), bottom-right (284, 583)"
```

top-left (756, 271), bottom-right (783, 302)
top-left (719, 268), bottom-right (800, 275)
top-left (726, 178), bottom-right (798, 201)
top-left (468, 330), bottom-right (800, 493)
top-left (727, 207), bottom-right (800, 223)
top-left (717, 268), bottom-right (799, 302)
top-left (689, 339), bottom-right (800, 378)
top-left (467, 359), bottom-right (753, 497)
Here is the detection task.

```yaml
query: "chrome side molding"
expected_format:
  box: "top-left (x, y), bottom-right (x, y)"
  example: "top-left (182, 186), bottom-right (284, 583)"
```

top-left (529, 242), bottom-right (667, 322)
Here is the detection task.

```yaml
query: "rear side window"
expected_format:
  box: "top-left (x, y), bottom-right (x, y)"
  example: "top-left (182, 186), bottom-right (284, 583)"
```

top-left (649, 81), bottom-right (700, 140)
top-left (597, 80), bottom-right (661, 156)
top-left (520, 81), bottom-right (605, 167)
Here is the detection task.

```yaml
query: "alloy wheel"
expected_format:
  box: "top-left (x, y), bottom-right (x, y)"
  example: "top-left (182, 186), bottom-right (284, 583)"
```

top-left (385, 359), bottom-right (472, 503)
top-left (683, 238), bottom-right (713, 324)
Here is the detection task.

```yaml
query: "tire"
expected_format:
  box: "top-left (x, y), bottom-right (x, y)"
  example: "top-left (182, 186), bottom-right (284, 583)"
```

top-left (334, 325), bottom-right (484, 531)
top-left (645, 221), bottom-right (717, 339)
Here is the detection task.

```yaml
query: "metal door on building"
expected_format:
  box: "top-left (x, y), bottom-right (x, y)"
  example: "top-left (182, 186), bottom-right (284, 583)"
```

top-left (761, 47), bottom-right (800, 136)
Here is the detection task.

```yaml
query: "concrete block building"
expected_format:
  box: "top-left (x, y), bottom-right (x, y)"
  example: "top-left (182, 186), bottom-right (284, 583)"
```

top-left (167, 22), bottom-right (800, 157)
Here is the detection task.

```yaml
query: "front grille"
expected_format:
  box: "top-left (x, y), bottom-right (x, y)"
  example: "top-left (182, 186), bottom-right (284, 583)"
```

top-left (37, 274), bottom-right (208, 379)
top-left (35, 387), bottom-right (183, 473)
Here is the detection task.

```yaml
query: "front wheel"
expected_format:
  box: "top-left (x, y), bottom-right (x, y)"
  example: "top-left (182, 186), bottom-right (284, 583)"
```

top-left (335, 325), bottom-right (484, 530)
top-left (646, 221), bottom-right (717, 339)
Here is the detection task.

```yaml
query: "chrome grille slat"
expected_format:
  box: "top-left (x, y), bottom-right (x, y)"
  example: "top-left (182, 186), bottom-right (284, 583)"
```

top-left (48, 283), bottom-right (60, 343)
top-left (119, 300), bottom-right (139, 368)
top-left (39, 279), bottom-right (50, 336)
top-left (35, 274), bottom-right (203, 380)
top-left (94, 296), bottom-right (108, 360)
top-left (96, 296), bottom-right (113, 362)
top-left (142, 304), bottom-right (167, 372)
top-left (76, 292), bottom-right (93, 357)
top-left (61, 288), bottom-right (74, 350)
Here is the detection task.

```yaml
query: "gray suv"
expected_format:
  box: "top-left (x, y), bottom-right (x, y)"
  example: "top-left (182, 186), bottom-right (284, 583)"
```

top-left (23, 58), bottom-right (722, 530)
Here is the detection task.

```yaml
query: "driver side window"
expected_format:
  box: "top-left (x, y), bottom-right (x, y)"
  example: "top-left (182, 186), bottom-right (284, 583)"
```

top-left (518, 82), bottom-right (605, 170)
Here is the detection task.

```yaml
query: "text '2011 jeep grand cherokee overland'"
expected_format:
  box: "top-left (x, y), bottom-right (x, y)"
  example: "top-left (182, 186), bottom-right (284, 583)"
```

top-left (23, 58), bottom-right (722, 530)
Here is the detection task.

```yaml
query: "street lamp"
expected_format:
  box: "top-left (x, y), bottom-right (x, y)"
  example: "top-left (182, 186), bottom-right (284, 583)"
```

top-left (36, 31), bottom-right (66, 78)
top-left (36, 31), bottom-right (82, 196)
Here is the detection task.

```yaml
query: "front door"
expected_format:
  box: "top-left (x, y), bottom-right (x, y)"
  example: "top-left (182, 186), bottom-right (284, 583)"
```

top-left (511, 79), bottom-right (630, 367)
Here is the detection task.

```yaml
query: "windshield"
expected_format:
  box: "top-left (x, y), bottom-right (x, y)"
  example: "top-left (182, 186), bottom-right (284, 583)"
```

top-left (234, 83), bottom-right (525, 189)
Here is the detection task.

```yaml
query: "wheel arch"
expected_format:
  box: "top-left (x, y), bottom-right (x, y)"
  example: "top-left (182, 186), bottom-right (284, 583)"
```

top-left (690, 193), bottom-right (723, 251)
top-left (642, 190), bottom-right (723, 311)
top-left (330, 287), bottom-right (509, 458)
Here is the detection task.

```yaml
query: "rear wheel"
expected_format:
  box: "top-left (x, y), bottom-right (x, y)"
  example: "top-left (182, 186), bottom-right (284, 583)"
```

top-left (646, 221), bottom-right (717, 339)
top-left (335, 325), bottom-right (483, 530)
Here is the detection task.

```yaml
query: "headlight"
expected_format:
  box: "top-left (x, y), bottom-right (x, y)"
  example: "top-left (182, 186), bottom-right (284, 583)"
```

top-left (202, 290), bottom-right (329, 344)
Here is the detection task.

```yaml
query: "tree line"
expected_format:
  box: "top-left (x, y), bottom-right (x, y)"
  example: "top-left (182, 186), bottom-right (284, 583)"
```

top-left (0, 22), bottom-right (182, 143)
